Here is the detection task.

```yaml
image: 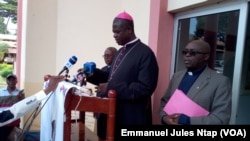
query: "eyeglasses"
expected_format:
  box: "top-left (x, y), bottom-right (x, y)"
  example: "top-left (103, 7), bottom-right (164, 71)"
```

top-left (182, 50), bottom-right (209, 56)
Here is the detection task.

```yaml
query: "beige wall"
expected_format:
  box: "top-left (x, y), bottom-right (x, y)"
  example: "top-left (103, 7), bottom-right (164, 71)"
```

top-left (21, 0), bottom-right (150, 130)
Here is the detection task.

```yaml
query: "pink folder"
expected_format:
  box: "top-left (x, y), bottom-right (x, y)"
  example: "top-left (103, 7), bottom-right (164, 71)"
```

top-left (163, 89), bottom-right (209, 117)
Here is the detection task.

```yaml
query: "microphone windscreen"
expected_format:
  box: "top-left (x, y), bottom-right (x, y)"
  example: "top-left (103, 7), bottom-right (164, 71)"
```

top-left (69, 56), bottom-right (77, 64)
top-left (65, 56), bottom-right (78, 69)
top-left (83, 62), bottom-right (96, 75)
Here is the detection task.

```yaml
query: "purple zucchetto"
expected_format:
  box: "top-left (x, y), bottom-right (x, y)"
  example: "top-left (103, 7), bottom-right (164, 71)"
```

top-left (115, 11), bottom-right (133, 21)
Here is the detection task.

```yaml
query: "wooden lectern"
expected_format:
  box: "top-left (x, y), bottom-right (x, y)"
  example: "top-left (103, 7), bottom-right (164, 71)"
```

top-left (63, 89), bottom-right (116, 141)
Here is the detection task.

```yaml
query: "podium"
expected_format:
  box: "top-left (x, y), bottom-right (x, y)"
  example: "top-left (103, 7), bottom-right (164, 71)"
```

top-left (64, 89), bottom-right (116, 141)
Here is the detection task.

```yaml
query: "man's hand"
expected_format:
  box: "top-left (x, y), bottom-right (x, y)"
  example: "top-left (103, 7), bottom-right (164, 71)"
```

top-left (44, 75), bottom-right (65, 94)
top-left (163, 114), bottom-right (180, 125)
top-left (95, 83), bottom-right (108, 94)
top-left (17, 89), bottom-right (25, 100)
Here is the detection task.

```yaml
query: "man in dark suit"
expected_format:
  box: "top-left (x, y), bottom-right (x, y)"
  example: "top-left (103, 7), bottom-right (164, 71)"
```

top-left (94, 47), bottom-right (117, 141)
top-left (159, 40), bottom-right (232, 125)
top-left (95, 47), bottom-right (117, 98)
top-left (86, 11), bottom-right (159, 140)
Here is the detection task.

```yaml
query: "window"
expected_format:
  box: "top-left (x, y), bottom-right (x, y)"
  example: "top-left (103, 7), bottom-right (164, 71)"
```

top-left (175, 10), bottom-right (239, 82)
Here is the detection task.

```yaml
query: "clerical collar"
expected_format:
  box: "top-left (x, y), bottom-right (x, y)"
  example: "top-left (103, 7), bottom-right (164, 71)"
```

top-left (124, 38), bottom-right (139, 47)
top-left (187, 66), bottom-right (206, 76)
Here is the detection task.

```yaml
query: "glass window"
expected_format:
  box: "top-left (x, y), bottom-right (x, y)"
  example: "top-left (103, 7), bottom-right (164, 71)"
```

top-left (175, 10), bottom-right (239, 82)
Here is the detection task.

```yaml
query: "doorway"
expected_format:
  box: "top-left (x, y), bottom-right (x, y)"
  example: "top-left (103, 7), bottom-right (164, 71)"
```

top-left (172, 0), bottom-right (249, 124)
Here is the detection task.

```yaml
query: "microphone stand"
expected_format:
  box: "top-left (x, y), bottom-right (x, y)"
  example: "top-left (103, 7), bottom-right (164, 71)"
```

top-left (64, 69), bottom-right (71, 82)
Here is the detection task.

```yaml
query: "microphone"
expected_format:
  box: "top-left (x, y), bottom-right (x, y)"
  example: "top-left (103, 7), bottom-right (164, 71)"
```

top-left (58, 56), bottom-right (78, 75)
top-left (83, 62), bottom-right (96, 75)
top-left (71, 62), bottom-right (96, 86)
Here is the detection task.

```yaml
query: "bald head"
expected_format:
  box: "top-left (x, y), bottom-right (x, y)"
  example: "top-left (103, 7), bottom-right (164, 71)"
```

top-left (106, 47), bottom-right (117, 54)
top-left (190, 40), bottom-right (210, 53)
